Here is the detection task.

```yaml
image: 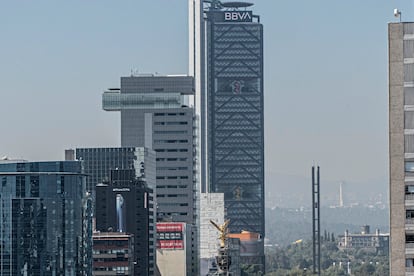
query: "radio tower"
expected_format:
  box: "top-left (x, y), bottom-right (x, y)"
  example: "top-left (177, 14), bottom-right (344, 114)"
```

top-left (339, 182), bottom-right (344, 207)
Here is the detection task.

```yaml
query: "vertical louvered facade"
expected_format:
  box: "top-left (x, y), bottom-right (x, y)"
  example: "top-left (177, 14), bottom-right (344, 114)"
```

top-left (206, 8), bottom-right (264, 269)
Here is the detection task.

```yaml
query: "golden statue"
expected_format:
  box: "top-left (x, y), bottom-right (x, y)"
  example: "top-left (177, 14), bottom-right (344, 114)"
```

top-left (210, 219), bottom-right (230, 248)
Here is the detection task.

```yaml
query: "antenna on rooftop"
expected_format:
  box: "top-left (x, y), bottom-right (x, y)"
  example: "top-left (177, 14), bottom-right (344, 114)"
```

top-left (394, 8), bottom-right (402, 22)
top-left (130, 68), bottom-right (139, 77)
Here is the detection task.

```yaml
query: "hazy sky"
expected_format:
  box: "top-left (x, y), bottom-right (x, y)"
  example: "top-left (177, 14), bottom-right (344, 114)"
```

top-left (1, 1), bottom-right (412, 190)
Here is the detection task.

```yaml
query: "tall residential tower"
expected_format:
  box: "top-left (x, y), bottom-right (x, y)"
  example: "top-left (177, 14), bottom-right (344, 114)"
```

top-left (389, 22), bottom-right (414, 275)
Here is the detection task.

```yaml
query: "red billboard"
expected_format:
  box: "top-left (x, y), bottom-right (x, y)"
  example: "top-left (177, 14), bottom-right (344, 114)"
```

top-left (156, 223), bottom-right (185, 250)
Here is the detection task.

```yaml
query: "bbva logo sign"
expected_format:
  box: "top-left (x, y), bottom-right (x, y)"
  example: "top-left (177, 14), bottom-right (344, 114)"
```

top-left (223, 11), bottom-right (253, 22)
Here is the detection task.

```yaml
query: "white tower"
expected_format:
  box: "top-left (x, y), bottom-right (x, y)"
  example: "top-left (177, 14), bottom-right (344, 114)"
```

top-left (339, 182), bottom-right (344, 207)
top-left (189, 0), bottom-right (209, 193)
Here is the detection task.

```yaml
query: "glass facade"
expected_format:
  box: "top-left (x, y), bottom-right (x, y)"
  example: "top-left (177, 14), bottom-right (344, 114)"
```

top-left (95, 169), bottom-right (154, 276)
top-left (205, 5), bottom-right (265, 270)
top-left (102, 92), bottom-right (184, 110)
top-left (75, 147), bottom-right (156, 197)
top-left (0, 161), bottom-right (92, 276)
top-left (102, 76), bottom-right (199, 275)
top-left (75, 148), bottom-right (156, 276)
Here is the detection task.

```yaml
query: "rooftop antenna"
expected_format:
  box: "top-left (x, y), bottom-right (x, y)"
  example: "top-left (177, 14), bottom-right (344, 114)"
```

top-left (394, 8), bottom-right (402, 22)
top-left (130, 68), bottom-right (139, 77)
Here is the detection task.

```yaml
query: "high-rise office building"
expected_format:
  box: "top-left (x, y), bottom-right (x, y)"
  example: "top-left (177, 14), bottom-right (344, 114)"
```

top-left (102, 76), bottom-right (199, 274)
top-left (190, 1), bottom-right (265, 270)
top-left (389, 22), bottom-right (414, 275)
top-left (102, 76), bottom-right (197, 224)
top-left (96, 169), bottom-right (155, 276)
top-left (70, 147), bottom-right (156, 275)
top-left (0, 160), bottom-right (92, 275)
top-left (70, 147), bottom-right (156, 276)
top-left (71, 147), bottom-right (156, 197)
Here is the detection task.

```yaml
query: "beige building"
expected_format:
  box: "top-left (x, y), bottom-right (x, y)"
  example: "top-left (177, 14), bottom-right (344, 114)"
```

top-left (389, 22), bottom-right (414, 275)
top-left (156, 222), bottom-right (192, 276)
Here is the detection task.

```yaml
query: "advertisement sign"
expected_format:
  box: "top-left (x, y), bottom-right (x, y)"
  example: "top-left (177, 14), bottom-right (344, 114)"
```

top-left (157, 223), bottom-right (183, 232)
top-left (157, 222), bottom-right (185, 250)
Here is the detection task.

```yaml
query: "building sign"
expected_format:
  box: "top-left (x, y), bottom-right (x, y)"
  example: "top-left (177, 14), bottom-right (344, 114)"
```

top-left (156, 223), bottom-right (185, 250)
top-left (231, 80), bottom-right (244, 94)
top-left (112, 188), bottom-right (130, 192)
top-left (223, 11), bottom-right (253, 22)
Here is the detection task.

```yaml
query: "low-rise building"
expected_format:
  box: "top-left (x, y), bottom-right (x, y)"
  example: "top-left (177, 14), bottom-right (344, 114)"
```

top-left (337, 225), bottom-right (389, 254)
top-left (93, 232), bottom-right (134, 276)
top-left (156, 222), bottom-right (192, 276)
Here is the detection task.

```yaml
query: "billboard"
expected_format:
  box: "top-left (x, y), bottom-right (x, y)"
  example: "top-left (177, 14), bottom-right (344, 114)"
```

top-left (157, 223), bottom-right (185, 250)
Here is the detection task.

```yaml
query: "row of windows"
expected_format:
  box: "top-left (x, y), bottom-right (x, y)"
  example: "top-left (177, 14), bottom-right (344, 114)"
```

top-left (154, 130), bottom-right (188, 135)
top-left (94, 266), bottom-right (129, 272)
top-left (157, 194), bottom-right (188, 198)
top-left (154, 122), bottom-right (188, 125)
top-left (158, 167), bottom-right (188, 171)
top-left (158, 202), bottom-right (188, 207)
top-left (154, 140), bottom-right (188, 144)
top-left (157, 185), bottom-right (187, 189)
top-left (155, 149), bottom-right (188, 153)
top-left (156, 158), bottom-right (188, 162)
top-left (158, 212), bottom-right (188, 217)
top-left (157, 232), bottom-right (182, 240)
top-left (156, 176), bottom-right (189, 179)
top-left (154, 112), bottom-right (186, 116)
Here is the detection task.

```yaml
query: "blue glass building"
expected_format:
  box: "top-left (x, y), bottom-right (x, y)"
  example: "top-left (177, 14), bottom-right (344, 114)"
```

top-left (0, 160), bottom-right (92, 275)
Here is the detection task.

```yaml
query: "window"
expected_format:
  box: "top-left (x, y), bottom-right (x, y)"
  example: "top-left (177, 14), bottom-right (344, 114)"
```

top-left (406, 162), bottom-right (414, 172)
top-left (406, 185), bottom-right (414, 194)
top-left (407, 234), bottom-right (414, 243)
top-left (407, 209), bottom-right (414, 219)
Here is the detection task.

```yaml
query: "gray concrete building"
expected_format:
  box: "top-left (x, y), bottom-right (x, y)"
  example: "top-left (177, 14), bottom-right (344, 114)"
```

top-left (389, 22), bottom-right (414, 275)
top-left (102, 75), bottom-right (196, 224)
top-left (102, 75), bottom-right (199, 275)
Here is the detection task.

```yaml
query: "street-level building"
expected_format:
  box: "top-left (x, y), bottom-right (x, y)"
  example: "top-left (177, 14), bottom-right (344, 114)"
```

top-left (93, 232), bottom-right (134, 276)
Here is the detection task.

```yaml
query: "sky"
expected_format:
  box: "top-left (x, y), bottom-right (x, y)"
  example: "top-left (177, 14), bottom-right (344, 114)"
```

top-left (1, 0), bottom-right (412, 203)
